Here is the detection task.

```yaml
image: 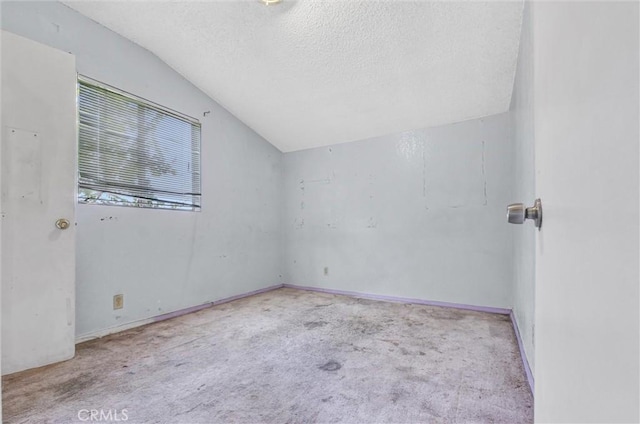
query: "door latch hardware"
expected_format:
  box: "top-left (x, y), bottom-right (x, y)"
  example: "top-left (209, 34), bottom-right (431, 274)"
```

top-left (55, 218), bottom-right (70, 230)
top-left (507, 199), bottom-right (542, 230)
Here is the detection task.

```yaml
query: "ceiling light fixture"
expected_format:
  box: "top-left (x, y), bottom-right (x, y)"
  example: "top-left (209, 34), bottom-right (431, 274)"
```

top-left (260, 0), bottom-right (282, 5)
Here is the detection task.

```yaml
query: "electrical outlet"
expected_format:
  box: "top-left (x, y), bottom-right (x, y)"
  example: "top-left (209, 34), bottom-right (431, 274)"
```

top-left (113, 294), bottom-right (124, 310)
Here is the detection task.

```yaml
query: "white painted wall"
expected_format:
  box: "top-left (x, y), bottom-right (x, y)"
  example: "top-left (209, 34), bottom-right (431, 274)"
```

top-left (283, 113), bottom-right (514, 309)
top-left (1, 1), bottom-right (283, 341)
top-left (509, 1), bottom-right (535, 377)
top-left (532, 2), bottom-right (639, 422)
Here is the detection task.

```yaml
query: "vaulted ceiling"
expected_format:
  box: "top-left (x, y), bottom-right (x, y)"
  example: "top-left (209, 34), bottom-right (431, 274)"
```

top-left (63, 1), bottom-right (523, 152)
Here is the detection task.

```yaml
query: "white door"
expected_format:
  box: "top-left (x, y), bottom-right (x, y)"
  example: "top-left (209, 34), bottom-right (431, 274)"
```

top-left (533, 2), bottom-right (639, 423)
top-left (1, 31), bottom-right (77, 374)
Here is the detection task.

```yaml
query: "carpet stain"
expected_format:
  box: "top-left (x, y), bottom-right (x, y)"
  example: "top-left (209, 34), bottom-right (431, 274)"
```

top-left (319, 361), bottom-right (342, 371)
top-left (304, 321), bottom-right (328, 329)
top-left (53, 373), bottom-right (96, 401)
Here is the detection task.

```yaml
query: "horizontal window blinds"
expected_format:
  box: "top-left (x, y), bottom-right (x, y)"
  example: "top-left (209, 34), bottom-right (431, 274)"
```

top-left (78, 77), bottom-right (201, 210)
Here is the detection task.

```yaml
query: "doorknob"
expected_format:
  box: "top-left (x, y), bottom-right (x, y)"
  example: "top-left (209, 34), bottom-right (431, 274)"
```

top-left (55, 218), bottom-right (70, 230)
top-left (507, 199), bottom-right (542, 230)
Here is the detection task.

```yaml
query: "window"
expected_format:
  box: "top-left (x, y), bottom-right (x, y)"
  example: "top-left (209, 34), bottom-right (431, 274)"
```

top-left (78, 76), bottom-right (201, 211)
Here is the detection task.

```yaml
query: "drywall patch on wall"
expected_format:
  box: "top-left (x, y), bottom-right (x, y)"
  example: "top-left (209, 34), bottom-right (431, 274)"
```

top-left (283, 113), bottom-right (514, 309)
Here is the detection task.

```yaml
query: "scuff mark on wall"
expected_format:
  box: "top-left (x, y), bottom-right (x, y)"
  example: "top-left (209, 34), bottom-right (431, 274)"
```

top-left (396, 132), bottom-right (420, 161)
top-left (296, 179), bottom-right (306, 229)
top-left (66, 298), bottom-right (73, 326)
top-left (482, 140), bottom-right (488, 206)
top-left (422, 141), bottom-right (428, 210)
top-left (306, 178), bottom-right (331, 185)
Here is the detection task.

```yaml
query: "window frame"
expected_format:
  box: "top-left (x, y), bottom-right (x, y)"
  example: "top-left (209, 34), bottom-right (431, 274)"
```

top-left (77, 75), bottom-right (202, 212)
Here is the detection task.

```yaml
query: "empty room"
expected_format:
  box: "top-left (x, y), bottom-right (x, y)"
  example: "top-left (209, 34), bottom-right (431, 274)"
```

top-left (0, 1), bottom-right (638, 423)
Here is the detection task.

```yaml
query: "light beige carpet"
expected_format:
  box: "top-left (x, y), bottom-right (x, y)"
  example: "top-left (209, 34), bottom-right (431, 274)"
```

top-left (3, 288), bottom-right (533, 423)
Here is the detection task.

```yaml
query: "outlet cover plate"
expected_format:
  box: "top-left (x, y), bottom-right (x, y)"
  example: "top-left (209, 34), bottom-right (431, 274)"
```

top-left (113, 294), bottom-right (124, 310)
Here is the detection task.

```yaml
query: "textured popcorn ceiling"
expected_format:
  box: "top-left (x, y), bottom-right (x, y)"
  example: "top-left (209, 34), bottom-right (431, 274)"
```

top-left (63, 1), bottom-right (523, 152)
